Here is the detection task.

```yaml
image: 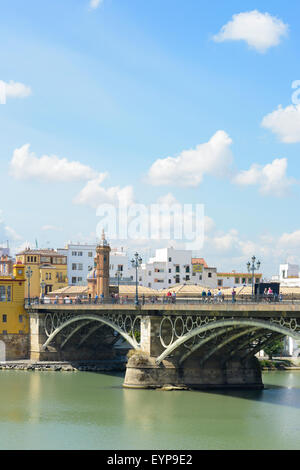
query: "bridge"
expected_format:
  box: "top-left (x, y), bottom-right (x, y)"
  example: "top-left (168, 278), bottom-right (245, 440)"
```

top-left (26, 300), bottom-right (300, 389)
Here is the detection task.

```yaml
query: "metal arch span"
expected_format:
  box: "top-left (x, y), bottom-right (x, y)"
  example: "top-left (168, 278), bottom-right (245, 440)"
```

top-left (156, 318), bottom-right (300, 365)
top-left (42, 314), bottom-right (141, 351)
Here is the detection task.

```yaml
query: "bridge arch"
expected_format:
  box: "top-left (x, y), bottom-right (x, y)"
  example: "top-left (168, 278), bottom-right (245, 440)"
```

top-left (156, 318), bottom-right (300, 365)
top-left (42, 314), bottom-right (141, 351)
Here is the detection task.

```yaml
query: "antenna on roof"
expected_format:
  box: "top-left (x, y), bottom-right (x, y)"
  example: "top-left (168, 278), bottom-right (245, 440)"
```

top-left (35, 239), bottom-right (38, 249)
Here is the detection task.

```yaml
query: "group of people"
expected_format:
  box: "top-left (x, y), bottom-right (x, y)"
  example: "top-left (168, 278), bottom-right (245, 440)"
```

top-left (201, 289), bottom-right (227, 303)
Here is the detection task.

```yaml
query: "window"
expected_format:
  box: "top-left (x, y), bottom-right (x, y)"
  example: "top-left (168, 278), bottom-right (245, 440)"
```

top-left (19, 315), bottom-right (23, 323)
top-left (0, 286), bottom-right (5, 302)
top-left (148, 271), bottom-right (152, 276)
top-left (175, 266), bottom-right (180, 273)
top-left (72, 263), bottom-right (77, 270)
top-left (168, 268), bottom-right (171, 273)
top-left (218, 280), bottom-right (223, 287)
top-left (7, 286), bottom-right (11, 302)
top-left (49, 273), bottom-right (52, 280)
top-left (2, 315), bottom-right (7, 323)
top-left (208, 273), bottom-right (212, 278)
top-left (78, 277), bottom-right (82, 282)
top-left (2, 330), bottom-right (7, 335)
top-left (72, 251), bottom-right (77, 256)
top-left (186, 266), bottom-right (190, 273)
top-left (78, 264), bottom-right (83, 271)
top-left (72, 277), bottom-right (77, 284)
top-left (118, 265), bottom-right (123, 272)
top-left (186, 275), bottom-right (190, 281)
top-left (235, 277), bottom-right (240, 284)
top-left (169, 279), bottom-right (172, 284)
top-left (242, 278), bottom-right (246, 284)
top-left (199, 275), bottom-right (202, 280)
top-left (255, 278), bottom-right (260, 283)
top-left (168, 257), bottom-right (172, 262)
top-left (78, 252), bottom-right (83, 256)
top-left (88, 252), bottom-right (93, 257)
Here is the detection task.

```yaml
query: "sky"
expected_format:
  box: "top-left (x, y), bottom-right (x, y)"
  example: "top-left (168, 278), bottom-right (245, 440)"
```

top-left (1, 0), bottom-right (300, 277)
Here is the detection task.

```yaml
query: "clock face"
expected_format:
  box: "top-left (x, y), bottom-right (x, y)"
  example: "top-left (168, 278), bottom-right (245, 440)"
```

top-left (18, 269), bottom-right (23, 275)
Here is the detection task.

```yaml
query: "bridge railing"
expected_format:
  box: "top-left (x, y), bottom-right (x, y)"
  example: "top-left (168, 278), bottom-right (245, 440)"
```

top-left (24, 294), bottom-right (300, 307)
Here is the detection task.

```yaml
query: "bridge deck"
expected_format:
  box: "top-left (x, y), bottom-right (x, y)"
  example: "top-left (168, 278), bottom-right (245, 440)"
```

top-left (26, 302), bottom-right (300, 316)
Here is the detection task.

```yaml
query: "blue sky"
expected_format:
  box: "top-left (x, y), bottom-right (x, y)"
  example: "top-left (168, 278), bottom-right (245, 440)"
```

top-left (1, 0), bottom-right (300, 276)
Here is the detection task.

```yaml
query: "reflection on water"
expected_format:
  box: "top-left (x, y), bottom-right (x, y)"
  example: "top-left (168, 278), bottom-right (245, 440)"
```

top-left (0, 370), bottom-right (299, 450)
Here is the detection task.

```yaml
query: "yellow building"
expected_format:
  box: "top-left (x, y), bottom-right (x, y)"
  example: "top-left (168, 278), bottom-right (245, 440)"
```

top-left (0, 261), bottom-right (29, 360)
top-left (16, 249), bottom-right (68, 298)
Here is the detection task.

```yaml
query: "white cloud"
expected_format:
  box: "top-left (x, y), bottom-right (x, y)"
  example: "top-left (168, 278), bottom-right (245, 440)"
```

top-left (261, 104), bottom-right (300, 143)
top-left (73, 173), bottom-right (134, 208)
top-left (41, 225), bottom-right (63, 232)
top-left (278, 230), bottom-right (300, 249)
top-left (0, 211), bottom-right (22, 243)
top-left (147, 131), bottom-right (233, 186)
top-left (213, 10), bottom-right (288, 53)
top-left (10, 144), bottom-right (98, 182)
top-left (233, 158), bottom-right (294, 197)
top-left (0, 80), bottom-right (31, 102)
top-left (89, 0), bottom-right (103, 10)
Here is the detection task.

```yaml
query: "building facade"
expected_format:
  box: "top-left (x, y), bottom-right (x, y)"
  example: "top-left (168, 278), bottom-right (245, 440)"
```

top-left (59, 243), bottom-right (132, 286)
top-left (217, 271), bottom-right (263, 288)
top-left (0, 260), bottom-right (29, 360)
top-left (16, 249), bottom-right (68, 298)
top-left (135, 248), bottom-right (217, 290)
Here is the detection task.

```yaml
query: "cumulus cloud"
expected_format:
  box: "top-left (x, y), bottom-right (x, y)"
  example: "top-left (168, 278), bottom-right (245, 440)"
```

top-left (9, 144), bottom-right (98, 182)
top-left (41, 225), bottom-right (63, 232)
top-left (73, 173), bottom-right (134, 208)
top-left (0, 80), bottom-right (31, 103)
top-left (233, 158), bottom-right (294, 197)
top-left (89, 0), bottom-right (103, 10)
top-left (213, 10), bottom-right (288, 53)
top-left (261, 104), bottom-right (300, 143)
top-left (147, 131), bottom-right (233, 186)
top-left (0, 211), bottom-right (22, 243)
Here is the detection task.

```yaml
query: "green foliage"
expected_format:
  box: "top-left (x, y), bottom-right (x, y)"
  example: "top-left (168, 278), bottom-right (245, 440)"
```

top-left (264, 338), bottom-right (284, 359)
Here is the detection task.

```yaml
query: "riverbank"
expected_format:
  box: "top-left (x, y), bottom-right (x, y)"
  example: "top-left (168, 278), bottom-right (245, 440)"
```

top-left (259, 357), bottom-right (300, 371)
top-left (0, 357), bottom-right (299, 373)
top-left (0, 359), bottom-right (126, 372)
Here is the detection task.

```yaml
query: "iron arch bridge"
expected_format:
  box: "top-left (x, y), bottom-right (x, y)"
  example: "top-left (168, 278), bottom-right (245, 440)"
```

top-left (156, 315), bottom-right (300, 366)
top-left (41, 311), bottom-right (142, 352)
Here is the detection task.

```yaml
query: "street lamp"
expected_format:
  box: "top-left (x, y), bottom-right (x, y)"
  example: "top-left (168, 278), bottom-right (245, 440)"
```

top-left (131, 252), bottom-right (142, 305)
top-left (115, 270), bottom-right (123, 295)
top-left (40, 280), bottom-right (46, 300)
top-left (247, 256), bottom-right (261, 298)
top-left (25, 267), bottom-right (33, 306)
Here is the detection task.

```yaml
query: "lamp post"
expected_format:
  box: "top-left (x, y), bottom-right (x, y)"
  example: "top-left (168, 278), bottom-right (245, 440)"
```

top-left (25, 267), bottom-right (33, 306)
top-left (247, 256), bottom-right (261, 299)
top-left (131, 252), bottom-right (142, 305)
top-left (115, 270), bottom-right (123, 295)
top-left (40, 280), bottom-right (46, 301)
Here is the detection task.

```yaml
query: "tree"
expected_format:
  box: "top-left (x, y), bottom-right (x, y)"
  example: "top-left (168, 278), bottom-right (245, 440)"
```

top-left (264, 338), bottom-right (284, 359)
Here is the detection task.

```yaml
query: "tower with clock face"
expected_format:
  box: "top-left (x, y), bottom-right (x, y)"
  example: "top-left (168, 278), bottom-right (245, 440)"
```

top-left (95, 230), bottom-right (111, 299)
top-left (13, 261), bottom-right (25, 280)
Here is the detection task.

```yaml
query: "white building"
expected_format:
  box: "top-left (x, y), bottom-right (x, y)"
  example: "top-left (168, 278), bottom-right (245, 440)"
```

top-left (135, 248), bottom-right (217, 290)
top-left (58, 243), bottom-right (132, 286)
top-left (276, 263), bottom-right (300, 287)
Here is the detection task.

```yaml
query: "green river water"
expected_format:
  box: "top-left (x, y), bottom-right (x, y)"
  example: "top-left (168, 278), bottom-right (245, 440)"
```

top-left (0, 370), bottom-right (299, 450)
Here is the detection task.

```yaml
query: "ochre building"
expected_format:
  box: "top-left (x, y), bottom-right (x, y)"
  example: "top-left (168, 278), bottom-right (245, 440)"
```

top-left (0, 260), bottom-right (29, 360)
top-left (16, 249), bottom-right (68, 298)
